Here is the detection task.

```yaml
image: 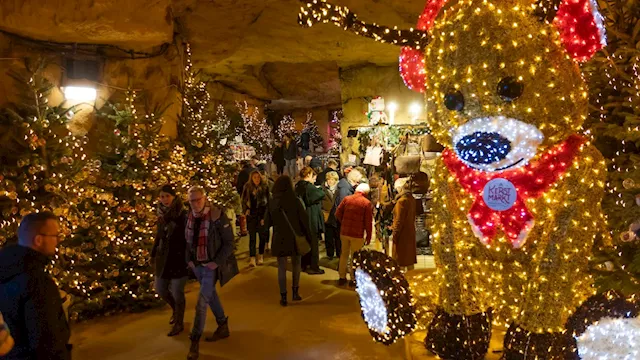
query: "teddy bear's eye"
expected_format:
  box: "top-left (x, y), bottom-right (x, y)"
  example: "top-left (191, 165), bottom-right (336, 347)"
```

top-left (444, 90), bottom-right (465, 111)
top-left (497, 77), bottom-right (524, 102)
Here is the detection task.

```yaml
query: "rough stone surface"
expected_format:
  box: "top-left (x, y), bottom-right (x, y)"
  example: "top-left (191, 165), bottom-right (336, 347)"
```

top-left (0, 0), bottom-right (427, 109)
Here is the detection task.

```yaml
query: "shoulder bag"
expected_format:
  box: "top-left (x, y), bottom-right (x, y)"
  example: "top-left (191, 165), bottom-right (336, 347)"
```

top-left (280, 208), bottom-right (311, 256)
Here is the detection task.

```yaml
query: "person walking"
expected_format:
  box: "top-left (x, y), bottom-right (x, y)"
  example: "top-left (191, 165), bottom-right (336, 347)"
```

top-left (186, 186), bottom-right (239, 360)
top-left (322, 171), bottom-right (340, 260)
top-left (242, 170), bottom-right (271, 267)
top-left (295, 167), bottom-right (326, 275)
top-left (272, 140), bottom-right (285, 175)
top-left (0, 212), bottom-right (71, 360)
top-left (391, 178), bottom-right (417, 270)
top-left (329, 168), bottom-right (363, 250)
top-left (151, 185), bottom-right (188, 337)
top-left (283, 134), bottom-right (298, 178)
top-left (335, 184), bottom-right (373, 287)
top-left (0, 312), bottom-right (14, 356)
top-left (264, 175), bottom-right (312, 306)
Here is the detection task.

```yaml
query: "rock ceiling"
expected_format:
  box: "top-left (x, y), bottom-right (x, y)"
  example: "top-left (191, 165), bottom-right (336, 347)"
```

top-left (0, 0), bottom-right (426, 109)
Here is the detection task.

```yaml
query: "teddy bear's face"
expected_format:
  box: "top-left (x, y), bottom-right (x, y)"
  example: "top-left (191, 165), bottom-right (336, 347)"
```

top-left (423, 0), bottom-right (588, 172)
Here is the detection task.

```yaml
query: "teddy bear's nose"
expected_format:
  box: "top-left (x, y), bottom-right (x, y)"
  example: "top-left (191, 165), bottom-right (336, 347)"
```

top-left (455, 131), bottom-right (512, 165)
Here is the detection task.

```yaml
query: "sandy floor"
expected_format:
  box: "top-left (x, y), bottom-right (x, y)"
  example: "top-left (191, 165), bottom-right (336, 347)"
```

top-left (70, 238), bottom-right (405, 360)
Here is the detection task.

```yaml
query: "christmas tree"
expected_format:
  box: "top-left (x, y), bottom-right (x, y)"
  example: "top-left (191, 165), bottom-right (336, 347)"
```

top-left (277, 114), bottom-right (297, 140)
top-left (301, 112), bottom-right (323, 152)
top-left (236, 101), bottom-right (273, 161)
top-left (328, 109), bottom-right (343, 156)
top-left (58, 91), bottom-right (171, 320)
top-left (178, 44), bottom-right (236, 208)
top-left (585, 0), bottom-right (640, 294)
top-left (0, 59), bottom-right (88, 246)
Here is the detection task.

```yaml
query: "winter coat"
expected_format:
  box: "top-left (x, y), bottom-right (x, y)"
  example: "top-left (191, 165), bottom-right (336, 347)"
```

top-left (328, 177), bottom-right (355, 227)
top-left (236, 165), bottom-right (255, 194)
top-left (241, 183), bottom-right (270, 219)
top-left (322, 184), bottom-right (337, 224)
top-left (295, 180), bottom-right (325, 235)
top-left (0, 245), bottom-right (71, 360)
top-left (392, 192), bottom-right (417, 267)
top-left (152, 208), bottom-right (188, 279)
top-left (185, 207), bottom-right (239, 287)
top-left (272, 145), bottom-right (285, 167)
top-left (264, 191), bottom-right (312, 257)
top-left (283, 140), bottom-right (297, 160)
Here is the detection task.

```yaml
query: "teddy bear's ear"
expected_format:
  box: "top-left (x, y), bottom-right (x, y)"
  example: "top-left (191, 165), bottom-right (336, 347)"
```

top-left (400, 0), bottom-right (448, 93)
top-left (546, 0), bottom-right (607, 61)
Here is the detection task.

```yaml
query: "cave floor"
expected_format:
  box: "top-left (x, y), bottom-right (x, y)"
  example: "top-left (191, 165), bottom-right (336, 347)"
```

top-left (70, 236), bottom-right (405, 360)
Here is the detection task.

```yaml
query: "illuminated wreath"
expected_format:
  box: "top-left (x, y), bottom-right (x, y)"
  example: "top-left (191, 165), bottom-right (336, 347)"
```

top-left (566, 290), bottom-right (640, 359)
top-left (352, 249), bottom-right (416, 345)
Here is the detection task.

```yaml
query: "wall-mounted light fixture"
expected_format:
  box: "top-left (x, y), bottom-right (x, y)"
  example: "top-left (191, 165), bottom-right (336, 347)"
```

top-left (387, 101), bottom-right (398, 125)
top-left (62, 58), bottom-right (100, 103)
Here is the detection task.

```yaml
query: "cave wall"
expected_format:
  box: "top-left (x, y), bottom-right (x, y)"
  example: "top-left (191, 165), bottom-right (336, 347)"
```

top-left (339, 64), bottom-right (425, 156)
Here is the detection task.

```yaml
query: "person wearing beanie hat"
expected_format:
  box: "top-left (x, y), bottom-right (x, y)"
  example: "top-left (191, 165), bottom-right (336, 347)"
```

top-left (151, 184), bottom-right (189, 337)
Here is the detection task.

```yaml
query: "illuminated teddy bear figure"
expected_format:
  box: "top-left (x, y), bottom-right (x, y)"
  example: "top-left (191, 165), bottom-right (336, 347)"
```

top-left (299, 0), bottom-right (640, 359)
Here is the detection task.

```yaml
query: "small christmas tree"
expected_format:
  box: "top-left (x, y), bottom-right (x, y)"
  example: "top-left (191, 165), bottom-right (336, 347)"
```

top-left (585, 0), bottom-right (640, 294)
top-left (301, 112), bottom-right (323, 152)
top-left (236, 101), bottom-right (273, 161)
top-left (178, 44), bottom-right (236, 207)
top-left (277, 114), bottom-right (297, 140)
top-left (0, 59), bottom-right (87, 245)
top-left (328, 109), bottom-right (343, 156)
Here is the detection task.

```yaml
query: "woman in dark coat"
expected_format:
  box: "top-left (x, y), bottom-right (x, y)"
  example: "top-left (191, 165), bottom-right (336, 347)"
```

top-left (295, 167), bottom-right (326, 275)
top-left (151, 184), bottom-right (188, 337)
top-left (264, 175), bottom-right (312, 306)
top-left (242, 170), bottom-right (271, 267)
top-left (391, 178), bottom-right (417, 268)
top-left (322, 171), bottom-right (340, 259)
top-left (272, 141), bottom-right (285, 175)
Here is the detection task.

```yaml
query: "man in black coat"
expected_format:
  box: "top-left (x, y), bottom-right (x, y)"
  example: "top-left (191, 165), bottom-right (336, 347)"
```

top-left (0, 212), bottom-right (71, 360)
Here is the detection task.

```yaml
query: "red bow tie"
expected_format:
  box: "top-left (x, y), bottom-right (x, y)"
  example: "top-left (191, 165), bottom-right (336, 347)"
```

top-left (442, 135), bottom-right (585, 248)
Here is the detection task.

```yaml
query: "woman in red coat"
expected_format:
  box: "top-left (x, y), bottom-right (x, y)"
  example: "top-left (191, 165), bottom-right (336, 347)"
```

top-left (391, 178), bottom-right (417, 269)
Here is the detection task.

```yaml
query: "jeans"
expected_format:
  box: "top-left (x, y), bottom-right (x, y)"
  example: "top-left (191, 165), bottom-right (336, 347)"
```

top-left (155, 276), bottom-right (187, 325)
top-left (247, 215), bottom-right (269, 257)
top-left (191, 265), bottom-right (226, 338)
top-left (338, 235), bottom-right (365, 280)
top-left (285, 158), bottom-right (297, 178)
top-left (277, 256), bottom-right (301, 294)
top-left (324, 223), bottom-right (341, 258)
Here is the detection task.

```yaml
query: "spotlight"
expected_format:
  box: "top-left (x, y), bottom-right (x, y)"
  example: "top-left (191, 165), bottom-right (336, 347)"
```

top-left (63, 86), bottom-right (97, 102)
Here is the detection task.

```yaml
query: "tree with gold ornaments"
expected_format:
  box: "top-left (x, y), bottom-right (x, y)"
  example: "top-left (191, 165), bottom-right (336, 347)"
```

top-left (57, 91), bottom-right (172, 320)
top-left (0, 59), bottom-right (88, 246)
top-left (178, 44), bottom-right (236, 208)
top-left (585, 0), bottom-right (640, 295)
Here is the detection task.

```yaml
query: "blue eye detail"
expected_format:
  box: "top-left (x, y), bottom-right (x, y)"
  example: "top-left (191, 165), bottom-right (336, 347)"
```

top-left (444, 90), bottom-right (465, 111)
top-left (455, 132), bottom-right (512, 165)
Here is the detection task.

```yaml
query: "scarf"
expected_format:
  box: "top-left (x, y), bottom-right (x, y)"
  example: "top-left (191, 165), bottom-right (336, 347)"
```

top-left (443, 134), bottom-right (585, 248)
top-left (157, 197), bottom-right (183, 224)
top-left (185, 204), bottom-right (212, 262)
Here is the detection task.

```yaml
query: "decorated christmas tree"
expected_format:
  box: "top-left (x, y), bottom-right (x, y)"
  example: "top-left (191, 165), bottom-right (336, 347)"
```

top-left (586, 0), bottom-right (640, 295)
top-left (58, 91), bottom-right (171, 320)
top-left (301, 112), bottom-right (323, 151)
top-left (0, 59), bottom-right (88, 246)
top-left (236, 101), bottom-right (273, 161)
top-left (178, 44), bottom-right (236, 207)
top-left (277, 114), bottom-right (297, 140)
top-left (328, 109), bottom-right (342, 156)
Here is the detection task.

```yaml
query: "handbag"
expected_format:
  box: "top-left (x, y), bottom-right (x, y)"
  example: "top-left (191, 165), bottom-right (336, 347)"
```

top-left (280, 208), bottom-right (311, 256)
top-left (394, 138), bottom-right (421, 174)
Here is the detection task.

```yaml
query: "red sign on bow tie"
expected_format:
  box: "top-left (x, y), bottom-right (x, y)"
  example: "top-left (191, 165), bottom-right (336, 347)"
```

top-left (442, 135), bottom-right (585, 248)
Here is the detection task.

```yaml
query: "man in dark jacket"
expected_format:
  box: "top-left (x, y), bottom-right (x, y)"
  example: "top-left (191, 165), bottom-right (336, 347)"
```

top-left (0, 212), bottom-right (71, 360)
top-left (186, 186), bottom-right (238, 360)
top-left (283, 134), bottom-right (298, 177)
top-left (272, 141), bottom-right (285, 175)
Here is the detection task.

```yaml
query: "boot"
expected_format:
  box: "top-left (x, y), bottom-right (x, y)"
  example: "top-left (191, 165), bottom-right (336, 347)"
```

top-left (168, 322), bottom-right (184, 337)
top-left (187, 335), bottom-right (200, 360)
top-left (257, 254), bottom-right (264, 265)
top-left (249, 257), bottom-right (256, 267)
top-left (280, 292), bottom-right (288, 307)
top-left (169, 301), bottom-right (185, 336)
top-left (205, 317), bottom-right (230, 342)
top-left (292, 287), bottom-right (302, 301)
